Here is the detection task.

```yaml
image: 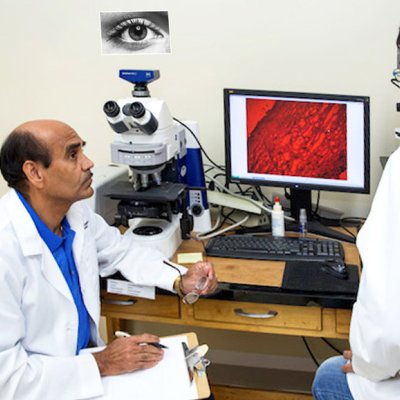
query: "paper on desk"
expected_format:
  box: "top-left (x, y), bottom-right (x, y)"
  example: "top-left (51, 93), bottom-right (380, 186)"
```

top-left (177, 252), bottom-right (203, 264)
top-left (89, 335), bottom-right (197, 400)
top-left (106, 278), bottom-right (155, 300)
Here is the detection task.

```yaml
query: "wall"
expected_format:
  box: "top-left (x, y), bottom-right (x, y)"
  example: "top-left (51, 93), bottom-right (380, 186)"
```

top-left (1, 0), bottom-right (400, 217)
top-left (1, 0), bottom-right (399, 390)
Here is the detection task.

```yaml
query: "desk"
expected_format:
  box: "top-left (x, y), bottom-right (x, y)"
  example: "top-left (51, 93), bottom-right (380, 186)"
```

top-left (101, 236), bottom-right (359, 399)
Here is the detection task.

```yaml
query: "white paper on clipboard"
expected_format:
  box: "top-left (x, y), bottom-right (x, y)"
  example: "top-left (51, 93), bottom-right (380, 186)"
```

top-left (88, 335), bottom-right (198, 400)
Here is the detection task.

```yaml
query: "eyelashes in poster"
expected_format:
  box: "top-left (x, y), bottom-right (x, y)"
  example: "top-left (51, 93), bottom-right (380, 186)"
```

top-left (100, 11), bottom-right (171, 55)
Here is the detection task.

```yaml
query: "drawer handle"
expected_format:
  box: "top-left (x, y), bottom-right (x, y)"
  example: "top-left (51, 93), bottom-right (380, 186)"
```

top-left (234, 308), bottom-right (278, 319)
top-left (102, 298), bottom-right (137, 306)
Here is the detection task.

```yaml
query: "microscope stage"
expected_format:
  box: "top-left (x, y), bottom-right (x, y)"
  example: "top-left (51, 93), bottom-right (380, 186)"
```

top-left (106, 181), bottom-right (186, 202)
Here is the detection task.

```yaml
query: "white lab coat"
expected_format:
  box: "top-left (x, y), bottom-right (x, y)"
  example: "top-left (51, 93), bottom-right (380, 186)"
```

top-left (347, 146), bottom-right (400, 399)
top-left (0, 189), bottom-right (183, 400)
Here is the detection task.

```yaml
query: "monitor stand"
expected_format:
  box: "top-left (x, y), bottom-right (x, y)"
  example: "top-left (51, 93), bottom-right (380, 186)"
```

top-left (289, 188), bottom-right (355, 243)
top-left (289, 188), bottom-right (312, 222)
top-left (287, 220), bottom-right (355, 243)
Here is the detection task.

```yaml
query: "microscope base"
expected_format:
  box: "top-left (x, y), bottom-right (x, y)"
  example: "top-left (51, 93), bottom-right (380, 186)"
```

top-left (124, 215), bottom-right (182, 259)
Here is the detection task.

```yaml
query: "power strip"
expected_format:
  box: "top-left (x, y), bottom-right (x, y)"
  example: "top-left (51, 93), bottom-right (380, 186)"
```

top-left (207, 190), bottom-right (264, 215)
top-left (208, 207), bottom-right (269, 227)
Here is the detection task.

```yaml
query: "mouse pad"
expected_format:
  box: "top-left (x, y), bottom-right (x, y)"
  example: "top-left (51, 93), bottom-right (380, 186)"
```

top-left (282, 261), bottom-right (359, 294)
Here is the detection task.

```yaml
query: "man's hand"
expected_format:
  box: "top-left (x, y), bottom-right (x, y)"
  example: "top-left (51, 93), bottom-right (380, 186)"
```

top-left (341, 350), bottom-right (354, 373)
top-left (93, 333), bottom-right (164, 376)
top-left (181, 261), bottom-right (218, 296)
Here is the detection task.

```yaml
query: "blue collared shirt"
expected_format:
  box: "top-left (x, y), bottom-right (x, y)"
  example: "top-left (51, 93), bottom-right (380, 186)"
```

top-left (17, 192), bottom-right (90, 354)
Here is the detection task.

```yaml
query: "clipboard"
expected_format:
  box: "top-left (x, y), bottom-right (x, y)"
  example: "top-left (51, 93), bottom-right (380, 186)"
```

top-left (183, 332), bottom-right (211, 399)
top-left (88, 332), bottom-right (210, 400)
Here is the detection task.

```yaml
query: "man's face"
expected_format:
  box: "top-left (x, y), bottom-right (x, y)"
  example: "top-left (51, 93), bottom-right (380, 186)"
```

top-left (38, 122), bottom-right (94, 205)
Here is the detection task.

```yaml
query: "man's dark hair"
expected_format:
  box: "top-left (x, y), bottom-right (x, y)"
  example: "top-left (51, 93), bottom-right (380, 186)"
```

top-left (0, 130), bottom-right (52, 194)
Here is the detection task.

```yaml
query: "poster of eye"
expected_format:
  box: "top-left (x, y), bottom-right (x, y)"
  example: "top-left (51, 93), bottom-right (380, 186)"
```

top-left (100, 11), bottom-right (171, 54)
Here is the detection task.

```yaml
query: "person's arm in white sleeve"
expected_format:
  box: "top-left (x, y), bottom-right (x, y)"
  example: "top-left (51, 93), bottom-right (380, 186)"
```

top-left (88, 208), bottom-right (185, 290)
top-left (349, 148), bottom-right (400, 382)
top-left (0, 258), bottom-right (103, 400)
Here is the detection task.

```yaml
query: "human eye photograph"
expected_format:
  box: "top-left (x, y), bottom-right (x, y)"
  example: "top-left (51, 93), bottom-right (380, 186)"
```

top-left (100, 11), bottom-right (171, 54)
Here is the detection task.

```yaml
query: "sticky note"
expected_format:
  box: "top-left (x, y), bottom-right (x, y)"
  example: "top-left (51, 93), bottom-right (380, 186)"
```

top-left (177, 252), bottom-right (203, 264)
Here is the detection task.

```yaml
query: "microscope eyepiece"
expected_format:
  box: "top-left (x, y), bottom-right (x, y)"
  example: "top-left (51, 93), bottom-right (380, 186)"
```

top-left (119, 101), bottom-right (158, 134)
top-left (129, 102), bottom-right (146, 118)
top-left (103, 101), bottom-right (120, 118)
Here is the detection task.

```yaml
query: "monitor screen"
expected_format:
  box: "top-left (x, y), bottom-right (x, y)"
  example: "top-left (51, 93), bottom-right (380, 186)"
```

top-left (224, 88), bottom-right (370, 219)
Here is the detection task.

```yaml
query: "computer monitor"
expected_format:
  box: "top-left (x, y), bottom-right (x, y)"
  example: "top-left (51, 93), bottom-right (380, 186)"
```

top-left (224, 88), bottom-right (370, 221)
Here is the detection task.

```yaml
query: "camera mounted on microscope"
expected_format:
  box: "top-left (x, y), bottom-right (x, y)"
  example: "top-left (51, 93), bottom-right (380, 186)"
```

top-left (119, 69), bottom-right (160, 97)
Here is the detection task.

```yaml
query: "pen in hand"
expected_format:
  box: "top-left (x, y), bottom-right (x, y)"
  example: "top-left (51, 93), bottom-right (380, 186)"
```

top-left (114, 330), bottom-right (169, 349)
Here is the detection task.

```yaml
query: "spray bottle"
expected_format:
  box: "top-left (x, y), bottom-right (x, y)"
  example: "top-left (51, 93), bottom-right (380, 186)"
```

top-left (271, 196), bottom-right (285, 237)
top-left (299, 208), bottom-right (308, 237)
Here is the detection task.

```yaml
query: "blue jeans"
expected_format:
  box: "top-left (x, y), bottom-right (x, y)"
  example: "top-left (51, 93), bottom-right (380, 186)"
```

top-left (312, 356), bottom-right (354, 400)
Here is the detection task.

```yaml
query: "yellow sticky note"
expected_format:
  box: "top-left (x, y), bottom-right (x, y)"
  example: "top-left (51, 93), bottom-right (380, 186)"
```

top-left (177, 252), bottom-right (203, 264)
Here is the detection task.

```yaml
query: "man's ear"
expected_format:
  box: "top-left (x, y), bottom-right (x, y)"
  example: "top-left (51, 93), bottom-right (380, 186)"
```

top-left (22, 160), bottom-right (45, 189)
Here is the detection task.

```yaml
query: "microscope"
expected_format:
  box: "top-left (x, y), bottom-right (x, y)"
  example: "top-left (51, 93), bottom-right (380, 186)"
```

top-left (103, 70), bottom-right (209, 258)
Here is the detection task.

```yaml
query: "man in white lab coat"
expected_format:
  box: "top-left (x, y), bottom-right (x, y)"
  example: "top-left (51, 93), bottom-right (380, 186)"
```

top-left (0, 119), bottom-right (217, 400)
top-left (312, 146), bottom-right (400, 399)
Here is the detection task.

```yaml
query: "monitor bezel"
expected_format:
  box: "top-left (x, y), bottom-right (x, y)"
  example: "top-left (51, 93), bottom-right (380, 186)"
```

top-left (224, 88), bottom-right (370, 195)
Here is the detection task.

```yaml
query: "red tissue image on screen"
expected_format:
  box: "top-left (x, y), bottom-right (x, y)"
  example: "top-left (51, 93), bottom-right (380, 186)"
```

top-left (246, 99), bottom-right (347, 180)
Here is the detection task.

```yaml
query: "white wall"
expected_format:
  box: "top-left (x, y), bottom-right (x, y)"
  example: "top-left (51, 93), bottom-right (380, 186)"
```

top-left (1, 0), bottom-right (400, 217)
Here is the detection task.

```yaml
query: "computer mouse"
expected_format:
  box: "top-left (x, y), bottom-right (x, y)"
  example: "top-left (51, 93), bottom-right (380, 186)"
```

top-left (321, 260), bottom-right (348, 280)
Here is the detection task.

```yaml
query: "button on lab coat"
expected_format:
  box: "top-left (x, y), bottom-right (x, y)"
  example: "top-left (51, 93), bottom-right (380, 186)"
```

top-left (347, 146), bottom-right (400, 399)
top-left (0, 189), bottom-right (181, 400)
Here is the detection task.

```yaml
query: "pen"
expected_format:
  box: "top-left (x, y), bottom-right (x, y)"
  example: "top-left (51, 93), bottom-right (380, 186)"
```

top-left (114, 330), bottom-right (168, 349)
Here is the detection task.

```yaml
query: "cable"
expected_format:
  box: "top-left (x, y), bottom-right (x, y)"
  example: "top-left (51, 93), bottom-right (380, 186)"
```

top-left (220, 207), bottom-right (237, 226)
top-left (313, 191), bottom-right (321, 217)
top-left (391, 78), bottom-right (400, 89)
top-left (320, 338), bottom-right (343, 355)
top-left (173, 117), bottom-right (224, 172)
top-left (206, 174), bottom-right (295, 221)
top-left (190, 205), bottom-right (224, 239)
top-left (195, 213), bottom-right (249, 240)
top-left (254, 186), bottom-right (273, 206)
top-left (302, 336), bottom-right (320, 367)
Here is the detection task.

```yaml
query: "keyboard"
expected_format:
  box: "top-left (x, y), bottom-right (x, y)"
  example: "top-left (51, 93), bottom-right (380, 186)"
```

top-left (205, 235), bottom-right (345, 262)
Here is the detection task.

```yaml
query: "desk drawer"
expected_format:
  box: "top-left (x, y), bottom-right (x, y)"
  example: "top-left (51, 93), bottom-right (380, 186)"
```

top-left (193, 299), bottom-right (322, 331)
top-left (101, 292), bottom-right (180, 319)
top-left (336, 309), bottom-right (352, 335)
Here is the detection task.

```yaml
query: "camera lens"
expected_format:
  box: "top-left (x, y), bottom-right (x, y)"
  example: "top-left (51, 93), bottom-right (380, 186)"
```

top-left (103, 101), bottom-right (120, 118)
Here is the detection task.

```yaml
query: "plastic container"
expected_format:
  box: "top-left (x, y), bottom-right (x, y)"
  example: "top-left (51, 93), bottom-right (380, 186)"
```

top-left (299, 208), bottom-right (308, 236)
top-left (271, 196), bottom-right (285, 237)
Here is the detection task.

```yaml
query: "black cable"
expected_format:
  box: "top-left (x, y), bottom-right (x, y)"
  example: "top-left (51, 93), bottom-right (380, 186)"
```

top-left (220, 208), bottom-right (237, 226)
top-left (313, 191), bottom-right (321, 217)
top-left (204, 166), bottom-right (215, 174)
top-left (212, 173), bottom-right (226, 180)
top-left (391, 78), bottom-right (400, 89)
top-left (338, 223), bottom-right (357, 239)
top-left (163, 260), bottom-right (183, 278)
top-left (200, 239), bottom-right (208, 261)
top-left (341, 217), bottom-right (365, 231)
top-left (320, 338), bottom-right (343, 355)
top-left (173, 117), bottom-right (224, 171)
top-left (255, 186), bottom-right (273, 206)
top-left (234, 183), bottom-right (246, 195)
top-left (302, 336), bottom-right (320, 367)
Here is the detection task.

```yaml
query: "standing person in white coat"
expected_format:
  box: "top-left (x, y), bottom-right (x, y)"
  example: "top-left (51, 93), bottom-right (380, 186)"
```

top-left (0, 119), bottom-right (218, 400)
top-left (312, 146), bottom-right (400, 399)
